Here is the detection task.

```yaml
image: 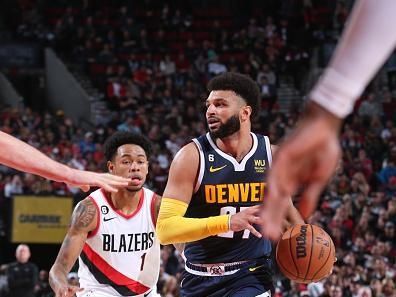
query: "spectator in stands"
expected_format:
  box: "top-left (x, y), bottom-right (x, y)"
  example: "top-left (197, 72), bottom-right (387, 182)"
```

top-left (3, 174), bottom-right (23, 198)
top-left (159, 54), bottom-right (176, 76)
top-left (207, 55), bottom-right (227, 76)
top-left (377, 146), bottom-right (396, 194)
top-left (161, 276), bottom-right (179, 297)
top-left (5, 244), bottom-right (38, 297)
top-left (258, 76), bottom-right (277, 112)
top-left (34, 270), bottom-right (52, 297)
top-left (358, 93), bottom-right (383, 118)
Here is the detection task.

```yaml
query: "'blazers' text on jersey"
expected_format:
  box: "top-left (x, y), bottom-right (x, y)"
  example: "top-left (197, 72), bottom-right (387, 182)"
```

top-left (77, 188), bottom-right (160, 297)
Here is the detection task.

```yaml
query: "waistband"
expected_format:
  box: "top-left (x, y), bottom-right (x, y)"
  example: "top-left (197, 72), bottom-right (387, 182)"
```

top-left (185, 256), bottom-right (271, 277)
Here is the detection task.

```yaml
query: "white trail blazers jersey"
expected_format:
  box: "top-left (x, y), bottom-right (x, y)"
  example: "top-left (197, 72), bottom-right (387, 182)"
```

top-left (77, 188), bottom-right (160, 297)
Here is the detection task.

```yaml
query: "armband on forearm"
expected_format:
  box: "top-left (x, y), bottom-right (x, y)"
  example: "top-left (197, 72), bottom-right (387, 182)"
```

top-left (156, 198), bottom-right (229, 244)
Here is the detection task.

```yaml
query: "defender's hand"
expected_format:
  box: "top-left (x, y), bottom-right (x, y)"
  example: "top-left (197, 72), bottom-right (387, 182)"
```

top-left (261, 102), bottom-right (342, 240)
top-left (67, 171), bottom-right (130, 193)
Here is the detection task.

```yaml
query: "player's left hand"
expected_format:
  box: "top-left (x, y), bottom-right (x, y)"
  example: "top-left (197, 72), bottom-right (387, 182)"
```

top-left (67, 170), bottom-right (130, 192)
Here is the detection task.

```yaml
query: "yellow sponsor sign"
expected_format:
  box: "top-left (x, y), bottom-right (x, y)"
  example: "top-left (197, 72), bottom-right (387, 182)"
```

top-left (12, 196), bottom-right (73, 243)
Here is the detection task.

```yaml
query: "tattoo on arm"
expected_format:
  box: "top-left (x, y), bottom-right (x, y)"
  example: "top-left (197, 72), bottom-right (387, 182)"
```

top-left (71, 199), bottom-right (97, 230)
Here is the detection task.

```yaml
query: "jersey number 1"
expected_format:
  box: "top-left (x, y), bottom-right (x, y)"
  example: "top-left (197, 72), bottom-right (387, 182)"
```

top-left (140, 253), bottom-right (146, 271)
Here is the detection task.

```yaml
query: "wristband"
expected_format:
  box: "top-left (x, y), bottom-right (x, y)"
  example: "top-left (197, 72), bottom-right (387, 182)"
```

top-left (309, 68), bottom-right (364, 118)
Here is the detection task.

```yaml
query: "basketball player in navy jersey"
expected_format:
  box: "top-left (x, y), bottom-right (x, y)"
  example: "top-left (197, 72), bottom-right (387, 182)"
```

top-left (157, 72), bottom-right (304, 297)
top-left (50, 132), bottom-right (161, 297)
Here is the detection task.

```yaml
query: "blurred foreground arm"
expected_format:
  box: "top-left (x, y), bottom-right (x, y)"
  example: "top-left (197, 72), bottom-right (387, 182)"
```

top-left (262, 103), bottom-right (341, 239)
top-left (311, 0), bottom-right (396, 118)
top-left (261, 0), bottom-right (396, 240)
top-left (0, 131), bottom-right (129, 192)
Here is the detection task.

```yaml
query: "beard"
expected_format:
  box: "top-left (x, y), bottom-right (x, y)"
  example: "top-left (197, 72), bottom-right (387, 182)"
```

top-left (209, 115), bottom-right (240, 139)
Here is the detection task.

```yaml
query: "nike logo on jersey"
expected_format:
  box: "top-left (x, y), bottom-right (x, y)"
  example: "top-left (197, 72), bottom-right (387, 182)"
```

top-left (249, 264), bottom-right (265, 272)
top-left (103, 217), bottom-right (117, 222)
top-left (209, 165), bottom-right (227, 172)
top-left (144, 290), bottom-right (152, 297)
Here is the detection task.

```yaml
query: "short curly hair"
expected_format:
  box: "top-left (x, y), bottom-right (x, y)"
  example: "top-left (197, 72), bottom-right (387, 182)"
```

top-left (207, 72), bottom-right (260, 118)
top-left (103, 131), bottom-right (152, 161)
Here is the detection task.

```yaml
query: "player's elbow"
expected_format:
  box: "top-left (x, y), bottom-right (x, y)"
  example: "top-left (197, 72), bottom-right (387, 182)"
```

top-left (155, 218), bottom-right (175, 245)
top-left (156, 197), bottom-right (189, 244)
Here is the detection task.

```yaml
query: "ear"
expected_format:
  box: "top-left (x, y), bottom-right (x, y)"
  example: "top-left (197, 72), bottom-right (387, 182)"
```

top-left (241, 105), bottom-right (252, 121)
top-left (107, 161), bottom-right (114, 173)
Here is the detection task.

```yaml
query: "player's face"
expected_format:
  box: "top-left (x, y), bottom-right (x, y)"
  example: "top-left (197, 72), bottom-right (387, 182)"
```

top-left (108, 144), bottom-right (149, 192)
top-left (205, 90), bottom-right (246, 139)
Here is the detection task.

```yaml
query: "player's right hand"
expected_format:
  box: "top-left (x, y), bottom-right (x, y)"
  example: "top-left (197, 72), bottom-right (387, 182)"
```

top-left (54, 285), bottom-right (84, 297)
top-left (230, 205), bottom-right (262, 238)
top-left (260, 102), bottom-right (342, 241)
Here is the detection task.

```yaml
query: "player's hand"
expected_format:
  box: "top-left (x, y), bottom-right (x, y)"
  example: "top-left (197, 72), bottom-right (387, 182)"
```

top-left (261, 102), bottom-right (342, 240)
top-left (67, 170), bottom-right (130, 193)
top-left (54, 284), bottom-right (83, 297)
top-left (230, 205), bottom-right (262, 238)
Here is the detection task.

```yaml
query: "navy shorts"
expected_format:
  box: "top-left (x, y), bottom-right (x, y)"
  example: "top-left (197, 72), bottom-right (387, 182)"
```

top-left (180, 258), bottom-right (274, 297)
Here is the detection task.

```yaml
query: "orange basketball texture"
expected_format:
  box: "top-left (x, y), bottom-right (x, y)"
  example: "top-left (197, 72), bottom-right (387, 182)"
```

top-left (276, 224), bottom-right (335, 283)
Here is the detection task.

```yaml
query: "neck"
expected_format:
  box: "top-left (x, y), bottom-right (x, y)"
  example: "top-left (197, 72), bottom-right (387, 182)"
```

top-left (215, 129), bottom-right (252, 162)
top-left (110, 188), bottom-right (142, 215)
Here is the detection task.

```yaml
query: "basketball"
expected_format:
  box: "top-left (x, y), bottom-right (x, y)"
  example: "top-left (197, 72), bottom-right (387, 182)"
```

top-left (276, 224), bottom-right (336, 284)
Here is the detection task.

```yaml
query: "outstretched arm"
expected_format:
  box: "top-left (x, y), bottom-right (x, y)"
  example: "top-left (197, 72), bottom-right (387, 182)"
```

top-left (262, 103), bottom-right (340, 239)
top-left (49, 198), bottom-right (97, 297)
top-left (260, 0), bottom-right (396, 240)
top-left (0, 131), bottom-right (129, 192)
top-left (310, 0), bottom-right (396, 118)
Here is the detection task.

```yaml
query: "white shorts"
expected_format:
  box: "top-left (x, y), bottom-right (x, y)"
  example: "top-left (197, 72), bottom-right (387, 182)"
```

top-left (77, 288), bottom-right (160, 297)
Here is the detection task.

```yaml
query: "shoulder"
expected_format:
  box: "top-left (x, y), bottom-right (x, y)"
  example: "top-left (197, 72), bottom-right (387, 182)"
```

top-left (70, 197), bottom-right (98, 232)
top-left (88, 188), bottom-right (104, 200)
top-left (76, 196), bottom-right (98, 210)
top-left (163, 142), bottom-right (201, 199)
top-left (147, 189), bottom-right (161, 208)
top-left (171, 142), bottom-right (199, 166)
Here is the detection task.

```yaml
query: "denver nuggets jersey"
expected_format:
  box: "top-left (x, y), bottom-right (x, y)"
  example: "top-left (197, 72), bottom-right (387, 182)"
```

top-left (77, 188), bottom-right (160, 297)
top-left (184, 132), bottom-right (272, 264)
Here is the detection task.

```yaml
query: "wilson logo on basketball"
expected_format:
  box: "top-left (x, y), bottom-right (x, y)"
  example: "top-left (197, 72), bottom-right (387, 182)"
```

top-left (296, 225), bottom-right (308, 258)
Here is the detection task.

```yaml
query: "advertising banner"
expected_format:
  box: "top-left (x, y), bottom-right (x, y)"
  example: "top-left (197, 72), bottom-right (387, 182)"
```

top-left (12, 196), bottom-right (73, 243)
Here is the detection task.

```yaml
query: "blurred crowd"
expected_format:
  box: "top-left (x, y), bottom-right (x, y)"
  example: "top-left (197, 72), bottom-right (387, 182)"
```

top-left (0, 0), bottom-right (395, 296)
